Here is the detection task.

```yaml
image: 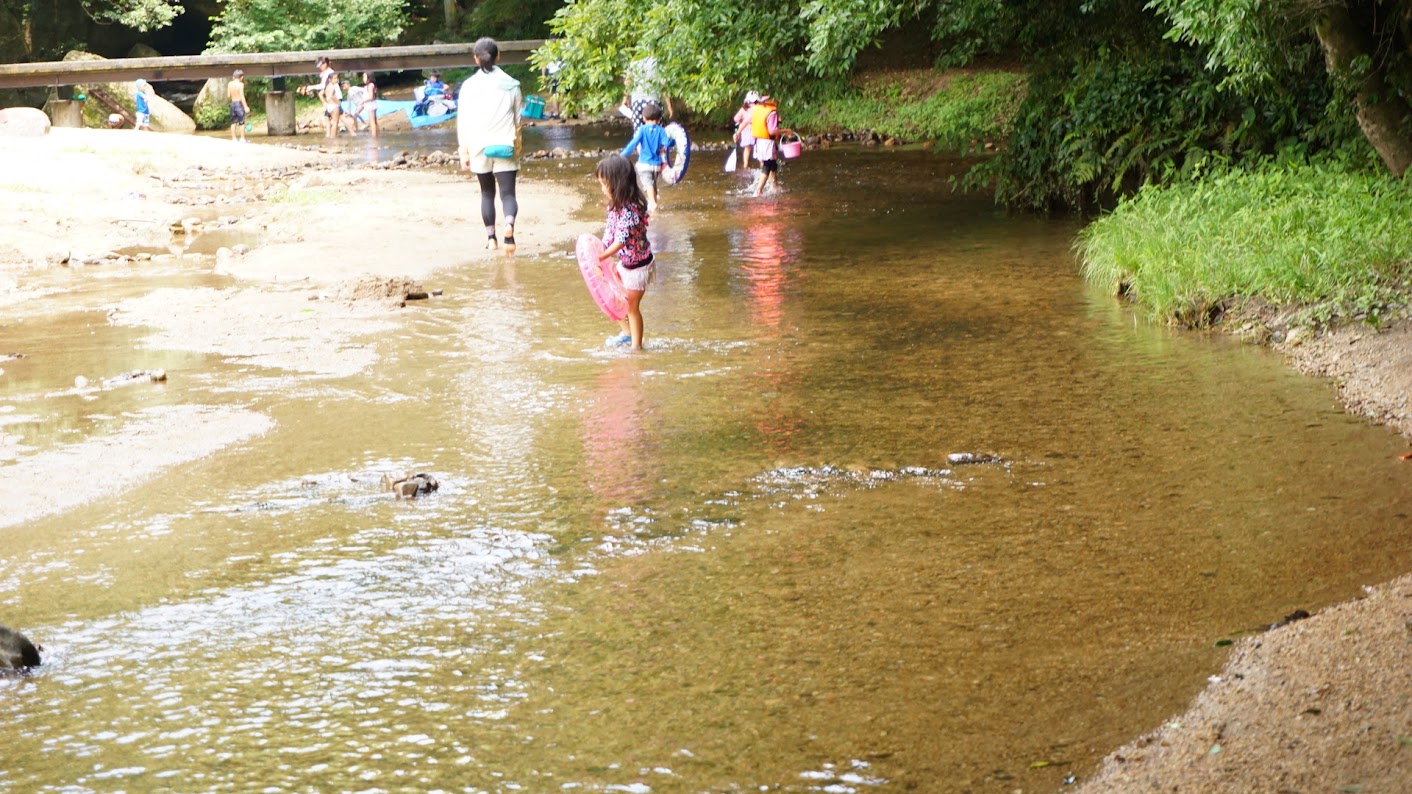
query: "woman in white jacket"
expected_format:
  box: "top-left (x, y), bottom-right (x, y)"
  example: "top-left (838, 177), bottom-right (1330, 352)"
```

top-left (457, 38), bottom-right (523, 252)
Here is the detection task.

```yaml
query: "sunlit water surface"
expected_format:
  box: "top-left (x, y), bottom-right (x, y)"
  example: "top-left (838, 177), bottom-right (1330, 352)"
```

top-left (2, 128), bottom-right (1410, 793)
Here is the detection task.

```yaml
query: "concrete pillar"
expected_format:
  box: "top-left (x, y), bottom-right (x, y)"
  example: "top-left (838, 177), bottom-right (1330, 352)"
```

top-left (49, 99), bottom-right (84, 128)
top-left (265, 90), bottom-right (296, 136)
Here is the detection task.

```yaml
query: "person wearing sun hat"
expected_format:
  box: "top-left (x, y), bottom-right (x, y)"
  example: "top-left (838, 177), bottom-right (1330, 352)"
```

top-left (732, 91), bottom-right (759, 172)
top-left (748, 92), bottom-right (781, 196)
top-left (133, 78), bottom-right (154, 131)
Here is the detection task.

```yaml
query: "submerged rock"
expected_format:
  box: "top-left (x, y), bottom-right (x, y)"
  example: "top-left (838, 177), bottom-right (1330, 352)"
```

top-left (947, 452), bottom-right (1004, 465)
top-left (383, 472), bottom-right (439, 499)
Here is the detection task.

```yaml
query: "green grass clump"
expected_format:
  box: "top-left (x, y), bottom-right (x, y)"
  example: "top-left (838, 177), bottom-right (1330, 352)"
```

top-left (1077, 162), bottom-right (1412, 326)
top-left (789, 69), bottom-right (1025, 152)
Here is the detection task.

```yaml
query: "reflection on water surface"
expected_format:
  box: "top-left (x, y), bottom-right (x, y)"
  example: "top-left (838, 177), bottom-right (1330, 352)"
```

top-left (2, 142), bottom-right (1409, 793)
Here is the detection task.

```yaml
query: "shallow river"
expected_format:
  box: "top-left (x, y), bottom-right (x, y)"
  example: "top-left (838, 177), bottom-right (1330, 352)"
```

top-left (3, 124), bottom-right (1411, 793)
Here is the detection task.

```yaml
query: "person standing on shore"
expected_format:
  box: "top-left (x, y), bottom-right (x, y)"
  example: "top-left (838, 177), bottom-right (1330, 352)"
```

top-left (301, 57), bottom-right (345, 138)
top-left (622, 56), bottom-right (672, 131)
top-left (228, 70), bottom-right (250, 142)
top-left (358, 72), bottom-right (379, 137)
top-left (457, 37), bottom-right (524, 253)
top-left (134, 79), bottom-right (154, 131)
top-left (542, 59), bottom-right (564, 119)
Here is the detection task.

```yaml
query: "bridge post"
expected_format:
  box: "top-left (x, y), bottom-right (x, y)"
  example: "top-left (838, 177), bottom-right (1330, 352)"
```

top-left (49, 99), bottom-right (84, 128)
top-left (265, 89), bottom-right (296, 136)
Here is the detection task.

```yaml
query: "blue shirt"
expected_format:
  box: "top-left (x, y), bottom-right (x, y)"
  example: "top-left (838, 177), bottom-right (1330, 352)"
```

top-left (621, 123), bottom-right (673, 167)
top-left (135, 91), bottom-right (149, 114)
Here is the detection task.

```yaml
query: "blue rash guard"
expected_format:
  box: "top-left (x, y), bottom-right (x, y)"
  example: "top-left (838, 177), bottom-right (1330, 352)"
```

top-left (621, 123), bottom-right (673, 168)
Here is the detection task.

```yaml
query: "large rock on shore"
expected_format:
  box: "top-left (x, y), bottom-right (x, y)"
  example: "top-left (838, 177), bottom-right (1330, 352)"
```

top-left (0, 107), bottom-right (50, 137)
top-left (65, 50), bottom-right (197, 133)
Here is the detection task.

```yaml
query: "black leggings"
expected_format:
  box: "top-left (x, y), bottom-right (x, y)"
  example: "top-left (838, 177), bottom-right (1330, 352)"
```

top-left (476, 170), bottom-right (518, 230)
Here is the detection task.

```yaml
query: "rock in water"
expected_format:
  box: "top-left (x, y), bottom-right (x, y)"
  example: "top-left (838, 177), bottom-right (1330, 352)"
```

top-left (0, 625), bottom-right (41, 669)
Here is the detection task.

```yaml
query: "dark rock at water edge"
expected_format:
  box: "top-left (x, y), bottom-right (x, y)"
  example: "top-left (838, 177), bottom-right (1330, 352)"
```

top-left (0, 624), bottom-right (41, 670)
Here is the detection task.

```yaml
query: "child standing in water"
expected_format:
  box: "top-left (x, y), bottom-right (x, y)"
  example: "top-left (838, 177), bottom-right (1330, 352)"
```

top-left (619, 101), bottom-right (670, 215)
top-left (732, 91), bottom-right (758, 171)
top-left (596, 154), bottom-right (655, 351)
top-left (749, 93), bottom-right (782, 196)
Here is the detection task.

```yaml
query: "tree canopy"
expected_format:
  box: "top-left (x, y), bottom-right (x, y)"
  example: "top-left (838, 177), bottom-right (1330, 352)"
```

top-left (537, 0), bottom-right (1402, 208)
top-left (205, 0), bottom-right (408, 53)
top-left (1149, 0), bottom-right (1412, 177)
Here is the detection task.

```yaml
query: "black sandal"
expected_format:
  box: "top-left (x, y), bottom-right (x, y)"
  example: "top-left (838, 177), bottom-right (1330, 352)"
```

top-left (503, 225), bottom-right (516, 250)
top-left (485, 233), bottom-right (497, 250)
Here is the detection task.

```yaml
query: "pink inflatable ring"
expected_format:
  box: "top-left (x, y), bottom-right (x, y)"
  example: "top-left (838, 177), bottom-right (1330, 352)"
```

top-left (577, 233), bottom-right (628, 322)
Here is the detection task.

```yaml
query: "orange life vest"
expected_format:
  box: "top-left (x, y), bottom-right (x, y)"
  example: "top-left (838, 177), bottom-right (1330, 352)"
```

top-left (750, 100), bottom-right (778, 139)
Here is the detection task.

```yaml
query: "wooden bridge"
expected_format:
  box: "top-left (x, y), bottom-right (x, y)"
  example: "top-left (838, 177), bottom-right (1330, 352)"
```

top-left (0, 40), bottom-right (547, 91)
top-left (0, 40), bottom-right (547, 133)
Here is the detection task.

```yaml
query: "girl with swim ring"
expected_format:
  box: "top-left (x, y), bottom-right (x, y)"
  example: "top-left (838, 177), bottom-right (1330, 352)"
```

top-left (596, 154), bottom-right (656, 350)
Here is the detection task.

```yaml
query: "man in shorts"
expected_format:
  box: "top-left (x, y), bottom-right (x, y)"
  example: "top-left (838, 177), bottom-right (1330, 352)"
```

top-left (228, 70), bottom-right (250, 142)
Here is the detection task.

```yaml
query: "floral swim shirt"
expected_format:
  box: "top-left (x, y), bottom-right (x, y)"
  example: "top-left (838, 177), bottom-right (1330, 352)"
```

top-left (603, 203), bottom-right (652, 268)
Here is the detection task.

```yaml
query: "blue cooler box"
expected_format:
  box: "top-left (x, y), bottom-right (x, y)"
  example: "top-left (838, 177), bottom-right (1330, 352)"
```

top-left (521, 96), bottom-right (546, 119)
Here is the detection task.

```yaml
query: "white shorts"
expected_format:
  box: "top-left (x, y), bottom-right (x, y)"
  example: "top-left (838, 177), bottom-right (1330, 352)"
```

top-left (468, 150), bottom-right (519, 174)
top-left (136, 111), bottom-right (151, 127)
top-left (635, 161), bottom-right (660, 196)
top-left (617, 259), bottom-right (656, 292)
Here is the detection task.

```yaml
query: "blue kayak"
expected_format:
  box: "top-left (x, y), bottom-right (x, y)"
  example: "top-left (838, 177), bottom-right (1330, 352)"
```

top-left (342, 98), bottom-right (457, 128)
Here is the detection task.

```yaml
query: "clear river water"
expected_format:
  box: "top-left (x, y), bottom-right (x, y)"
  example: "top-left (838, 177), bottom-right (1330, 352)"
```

top-left (2, 122), bottom-right (1410, 793)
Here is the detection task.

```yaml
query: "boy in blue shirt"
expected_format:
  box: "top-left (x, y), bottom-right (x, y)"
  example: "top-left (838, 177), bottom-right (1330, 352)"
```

top-left (134, 79), bottom-right (154, 131)
top-left (620, 101), bottom-right (671, 214)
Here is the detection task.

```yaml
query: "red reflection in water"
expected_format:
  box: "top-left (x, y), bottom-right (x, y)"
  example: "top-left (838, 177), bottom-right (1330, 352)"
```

top-left (731, 199), bottom-right (799, 331)
top-left (730, 199), bottom-right (805, 454)
top-left (580, 358), bottom-right (655, 507)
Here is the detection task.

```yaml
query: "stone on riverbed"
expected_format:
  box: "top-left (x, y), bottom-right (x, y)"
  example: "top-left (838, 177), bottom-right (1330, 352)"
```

top-left (335, 275), bottom-right (431, 303)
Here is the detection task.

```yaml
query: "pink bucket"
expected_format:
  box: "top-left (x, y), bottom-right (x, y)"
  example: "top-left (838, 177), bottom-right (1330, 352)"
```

top-left (779, 129), bottom-right (803, 159)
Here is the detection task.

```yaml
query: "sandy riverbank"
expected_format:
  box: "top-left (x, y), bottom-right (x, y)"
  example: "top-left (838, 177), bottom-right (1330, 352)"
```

top-left (0, 128), bottom-right (584, 527)
top-left (1, 129), bottom-right (1409, 791)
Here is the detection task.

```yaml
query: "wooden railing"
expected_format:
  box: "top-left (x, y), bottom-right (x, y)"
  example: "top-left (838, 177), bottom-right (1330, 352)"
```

top-left (0, 41), bottom-right (547, 90)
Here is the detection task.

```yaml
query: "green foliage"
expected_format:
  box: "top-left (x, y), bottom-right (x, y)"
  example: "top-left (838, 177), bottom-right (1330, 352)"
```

top-left (194, 101), bottom-right (229, 131)
top-left (452, 0), bottom-right (559, 41)
top-left (962, 20), bottom-right (1369, 211)
top-left (929, 0), bottom-right (1013, 67)
top-left (206, 0), bottom-right (407, 53)
top-left (1146, 0), bottom-right (1323, 90)
top-left (1077, 162), bottom-right (1412, 325)
top-left (788, 70), bottom-right (1024, 152)
top-left (85, 0), bottom-right (182, 32)
top-left (798, 0), bottom-right (929, 78)
top-left (536, 0), bottom-right (843, 116)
